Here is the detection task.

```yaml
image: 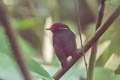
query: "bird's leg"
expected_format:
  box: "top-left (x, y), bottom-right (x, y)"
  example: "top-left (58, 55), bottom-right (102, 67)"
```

top-left (72, 55), bottom-right (77, 60)
top-left (61, 59), bottom-right (68, 68)
top-left (59, 56), bottom-right (68, 68)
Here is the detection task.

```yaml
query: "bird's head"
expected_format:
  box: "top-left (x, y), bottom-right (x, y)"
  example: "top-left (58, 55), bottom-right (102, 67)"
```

top-left (46, 23), bottom-right (69, 33)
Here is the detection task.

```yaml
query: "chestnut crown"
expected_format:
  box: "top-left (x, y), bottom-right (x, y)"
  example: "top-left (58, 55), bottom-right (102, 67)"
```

top-left (47, 23), bottom-right (69, 32)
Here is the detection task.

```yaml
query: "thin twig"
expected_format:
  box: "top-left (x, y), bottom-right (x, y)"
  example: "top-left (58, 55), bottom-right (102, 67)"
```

top-left (53, 6), bottom-right (120, 80)
top-left (0, 1), bottom-right (32, 80)
top-left (87, 0), bottom-right (106, 80)
top-left (74, 0), bottom-right (88, 71)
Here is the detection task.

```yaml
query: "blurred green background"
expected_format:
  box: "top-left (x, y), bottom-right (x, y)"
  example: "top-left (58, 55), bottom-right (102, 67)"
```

top-left (0, 0), bottom-right (120, 80)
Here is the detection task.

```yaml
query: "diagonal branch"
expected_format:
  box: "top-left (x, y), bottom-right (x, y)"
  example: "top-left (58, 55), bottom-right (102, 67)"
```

top-left (53, 6), bottom-right (120, 80)
top-left (0, 1), bottom-right (32, 80)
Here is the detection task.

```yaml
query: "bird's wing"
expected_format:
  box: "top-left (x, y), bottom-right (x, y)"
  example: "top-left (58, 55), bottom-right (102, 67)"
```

top-left (53, 36), bottom-right (68, 60)
top-left (63, 32), bottom-right (77, 56)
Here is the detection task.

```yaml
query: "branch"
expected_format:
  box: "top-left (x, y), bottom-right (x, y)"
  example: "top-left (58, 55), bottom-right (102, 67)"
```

top-left (0, 1), bottom-right (32, 80)
top-left (87, 0), bottom-right (106, 80)
top-left (53, 6), bottom-right (120, 80)
top-left (74, 0), bottom-right (88, 71)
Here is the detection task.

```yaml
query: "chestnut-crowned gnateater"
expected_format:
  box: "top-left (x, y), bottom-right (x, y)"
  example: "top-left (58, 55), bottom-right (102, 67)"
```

top-left (46, 23), bottom-right (77, 68)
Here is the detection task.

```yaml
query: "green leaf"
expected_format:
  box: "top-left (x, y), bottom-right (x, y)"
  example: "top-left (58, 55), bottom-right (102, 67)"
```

top-left (0, 28), bottom-right (12, 57)
top-left (97, 25), bottom-right (120, 66)
top-left (16, 18), bottom-right (41, 30)
top-left (0, 53), bottom-right (23, 80)
top-left (18, 38), bottom-right (54, 80)
top-left (101, 25), bottom-right (120, 54)
top-left (61, 66), bottom-right (120, 80)
top-left (106, 0), bottom-right (120, 11)
top-left (0, 28), bottom-right (54, 80)
top-left (94, 67), bottom-right (120, 80)
top-left (61, 66), bottom-right (86, 80)
top-left (27, 58), bottom-right (54, 80)
top-left (0, 52), bottom-right (54, 80)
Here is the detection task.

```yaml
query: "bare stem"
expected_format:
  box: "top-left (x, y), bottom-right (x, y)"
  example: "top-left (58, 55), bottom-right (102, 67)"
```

top-left (53, 6), bottom-right (120, 80)
top-left (0, 1), bottom-right (32, 80)
top-left (74, 0), bottom-right (88, 71)
top-left (87, 0), bottom-right (106, 80)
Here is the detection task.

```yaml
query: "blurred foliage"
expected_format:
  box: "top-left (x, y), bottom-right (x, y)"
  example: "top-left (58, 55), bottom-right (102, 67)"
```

top-left (16, 18), bottom-right (41, 30)
top-left (93, 67), bottom-right (120, 80)
top-left (115, 64), bottom-right (120, 74)
top-left (0, 28), bottom-right (53, 80)
top-left (0, 53), bottom-right (23, 80)
top-left (0, 0), bottom-right (120, 79)
top-left (96, 21), bottom-right (120, 66)
top-left (106, 0), bottom-right (120, 11)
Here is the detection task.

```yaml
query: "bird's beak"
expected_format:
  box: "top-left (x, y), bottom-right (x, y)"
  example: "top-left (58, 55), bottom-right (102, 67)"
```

top-left (46, 28), bottom-right (51, 30)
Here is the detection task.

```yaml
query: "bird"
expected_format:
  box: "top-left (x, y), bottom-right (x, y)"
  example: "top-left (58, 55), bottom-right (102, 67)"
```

top-left (46, 23), bottom-right (77, 68)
